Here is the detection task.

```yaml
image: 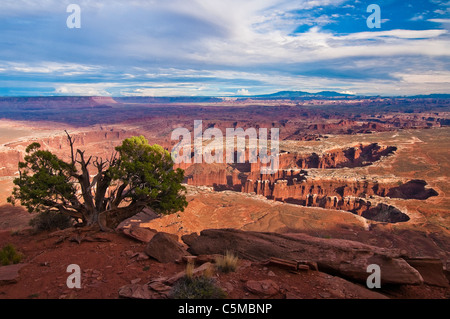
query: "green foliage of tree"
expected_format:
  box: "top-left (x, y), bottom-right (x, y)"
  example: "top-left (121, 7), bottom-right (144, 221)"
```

top-left (7, 133), bottom-right (187, 230)
top-left (112, 136), bottom-right (187, 215)
top-left (8, 142), bottom-right (77, 215)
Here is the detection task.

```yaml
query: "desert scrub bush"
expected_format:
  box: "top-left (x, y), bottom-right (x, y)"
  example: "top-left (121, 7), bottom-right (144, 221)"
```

top-left (170, 276), bottom-right (227, 299)
top-left (215, 250), bottom-right (239, 273)
top-left (29, 211), bottom-right (73, 233)
top-left (185, 261), bottom-right (195, 280)
top-left (0, 244), bottom-right (23, 266)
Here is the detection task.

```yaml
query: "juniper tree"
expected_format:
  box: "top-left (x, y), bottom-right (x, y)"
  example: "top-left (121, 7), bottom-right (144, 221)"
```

top-left (7, 133), bottom-right (187, 231)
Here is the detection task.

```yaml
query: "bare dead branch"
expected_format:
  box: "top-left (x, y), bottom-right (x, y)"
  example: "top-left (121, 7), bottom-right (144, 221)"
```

top-left (64, 130), bottom-right (76, 165)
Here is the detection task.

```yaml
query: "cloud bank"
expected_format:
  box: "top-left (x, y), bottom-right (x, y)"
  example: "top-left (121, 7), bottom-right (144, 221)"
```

top-left (0, 0), bottom-right (448, 96)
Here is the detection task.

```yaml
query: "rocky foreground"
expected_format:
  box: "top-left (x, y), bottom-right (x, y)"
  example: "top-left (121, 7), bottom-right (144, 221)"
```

top-left (1, 224), bottom-right (448, 299)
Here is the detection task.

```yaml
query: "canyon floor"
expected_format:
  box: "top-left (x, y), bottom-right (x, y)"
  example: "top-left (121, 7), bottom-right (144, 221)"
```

top-left (0, 97), bottom-right (449, 299)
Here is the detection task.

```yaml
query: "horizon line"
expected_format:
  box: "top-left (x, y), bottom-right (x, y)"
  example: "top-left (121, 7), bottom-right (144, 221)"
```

top-left (1, 91), bottom-right (450, 99)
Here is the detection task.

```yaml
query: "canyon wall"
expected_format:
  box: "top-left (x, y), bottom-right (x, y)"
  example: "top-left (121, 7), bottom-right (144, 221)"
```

top-left (0, 127), bottom-right (439, 224)
top-left (182, 143), bottom-right (437, 223)
top-left (0, 129), bottom-right (141, 178)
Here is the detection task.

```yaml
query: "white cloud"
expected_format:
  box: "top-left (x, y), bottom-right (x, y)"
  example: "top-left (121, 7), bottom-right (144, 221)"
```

top-left (394, 72), bottom-right (450, 84)
top-left (54, 83), bottom-right (115, 96)
top-left (410, 15), bottom-right (424, 21)
top-left (298, 28), bottom-right (447, 43)
top-left (119, 82), bottom-right (215, 96)
top-left (428, 18), bottom-right (450, 24)
top-left (2, 62), bottom-right (99, 75)
top-left (237, 89), bottom-right (250, 95)
top-left (186, 25), bottom-right (449, 67)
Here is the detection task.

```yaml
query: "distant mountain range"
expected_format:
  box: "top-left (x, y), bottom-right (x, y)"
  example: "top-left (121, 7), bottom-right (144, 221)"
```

top-left (113, 91), bottom-right (354, 102)
top-left (248, 90), bottom-right (354, 99)
top-left (407, 94), bottom-right (450, 99)
top-left (112, 91), bottom-right (450, 102)
top-left (246, 91), bottom-right (450, 100)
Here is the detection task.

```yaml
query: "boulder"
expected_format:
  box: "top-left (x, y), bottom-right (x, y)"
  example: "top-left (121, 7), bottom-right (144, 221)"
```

top-left (245, 279), bottom-right (280, 298)
top-left (324, 275), bottom-right (389, 299)
top-left (0, 263), bottom-right (27, 285)
top-left (145, 232), bottom-right (189, 263)
top-left (118, 283), bottom-right (153, 299)
top-left (131, 252), bottom-right (150, 261)
top-left (148, 279), bottom-right (172, 295)
top-left (122, 225), bottom-right (157, 243)
top-left (405, 258), bottom-right (449, 287)
top-left (116, 208), bottom-right (159, 230)
top-left (116, 208), bottom-right (159, 242)
top-left (182, 228), bottom-right (423, 285)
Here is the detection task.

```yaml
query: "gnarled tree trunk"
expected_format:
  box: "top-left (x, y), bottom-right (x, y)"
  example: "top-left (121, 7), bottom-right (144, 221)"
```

top-left (65, 131), bottom-right (128, 230)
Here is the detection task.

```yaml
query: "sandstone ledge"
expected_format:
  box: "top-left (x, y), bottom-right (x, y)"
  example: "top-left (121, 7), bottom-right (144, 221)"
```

top-left (182, 228), bottom-right (425, 285)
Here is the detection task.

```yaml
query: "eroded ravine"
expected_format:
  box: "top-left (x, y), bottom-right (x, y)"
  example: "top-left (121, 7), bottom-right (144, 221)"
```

top-left (0, 131), bottom-right (439, 224)
top-left (182, 143), bottom-right (438, 223)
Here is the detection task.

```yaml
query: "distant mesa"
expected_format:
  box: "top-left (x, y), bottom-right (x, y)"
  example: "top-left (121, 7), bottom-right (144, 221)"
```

top-left (408, 94), bottom-right (450, 99)
top-left (0, 96), bottom-right (117, 110)
top-left (249, 90), bottom-right (355, 99)
top-left (113, 96), bottom-right (223, 103)
top-left (246, 91), bottom-right (450, 100)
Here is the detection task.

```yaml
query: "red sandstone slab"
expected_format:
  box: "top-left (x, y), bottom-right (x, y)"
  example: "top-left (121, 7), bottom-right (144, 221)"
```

top-left (0, 263), bottom-right (27, 285)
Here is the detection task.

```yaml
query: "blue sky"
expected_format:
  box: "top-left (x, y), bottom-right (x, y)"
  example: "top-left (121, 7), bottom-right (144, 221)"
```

top-left (0, 0), bottom-right (449, 96)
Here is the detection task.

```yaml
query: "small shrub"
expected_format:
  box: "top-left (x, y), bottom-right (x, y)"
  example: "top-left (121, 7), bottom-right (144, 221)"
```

top-left (215, 250), bottom-right (239, 273)
top-left (203, 263), bottom-right (215, 279)
top-left (29, 211), bottom-right (73, 233)
top-left (0, 244), bottom-right (23, 266)
top-left (170, 276), bottom-right (227, 299)
top-left (10, 230), bottom-right (21, 236)
top-left (185, 261), bottom-right (195, 280)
